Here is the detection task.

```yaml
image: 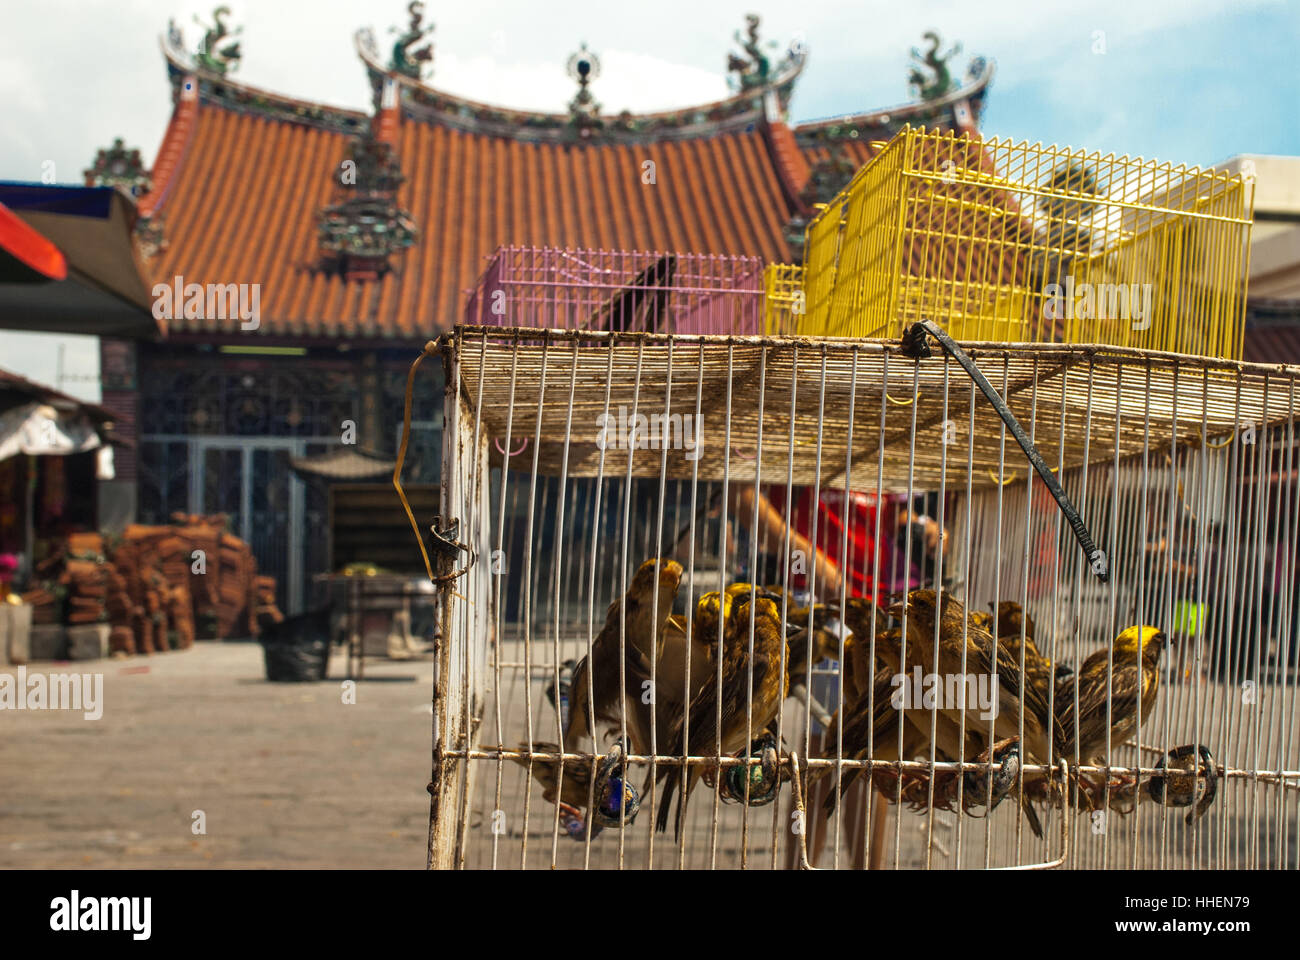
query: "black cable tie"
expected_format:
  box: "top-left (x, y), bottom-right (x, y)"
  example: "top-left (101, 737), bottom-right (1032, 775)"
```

top-left (900, 320), bottom-right (1108, 583)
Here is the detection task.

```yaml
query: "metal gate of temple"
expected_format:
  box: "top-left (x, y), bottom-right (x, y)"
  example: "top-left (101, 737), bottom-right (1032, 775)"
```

top-left (139, 436), bottom-right (307, 615)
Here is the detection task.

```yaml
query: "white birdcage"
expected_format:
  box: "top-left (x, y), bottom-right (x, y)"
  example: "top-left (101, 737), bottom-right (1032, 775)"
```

top-left (399, 250), bottom-right (1299, 870)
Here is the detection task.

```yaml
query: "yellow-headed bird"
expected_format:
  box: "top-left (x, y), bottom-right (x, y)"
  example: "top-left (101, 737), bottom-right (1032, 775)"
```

top-left (655, 595), bottom-right (787, 837)
top-left (1057, 625), bottom-right (1166, 765)
top-left (820, 663), bottom-right (924, 816)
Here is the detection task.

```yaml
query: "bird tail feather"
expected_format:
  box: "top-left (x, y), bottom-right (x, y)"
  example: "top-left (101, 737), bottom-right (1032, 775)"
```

top-left (656, 765), bottom-right (680, 834)
top-left (1021, 794), bottom-right (1044, 839)
top-left (822, 767), bottom-right (861, 818)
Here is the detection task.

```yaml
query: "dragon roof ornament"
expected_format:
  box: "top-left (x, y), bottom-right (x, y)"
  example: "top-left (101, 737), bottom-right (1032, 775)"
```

top-left (389, 2), bottom-right (434, 81)
top-left (193, 6), bottom-right (242, 76)
top-left (793, 52), bottom-right (993, 147)
top-left (908, 30), bottom-right (959, 102)
top-left (728, 14), bottom-right (776, 91)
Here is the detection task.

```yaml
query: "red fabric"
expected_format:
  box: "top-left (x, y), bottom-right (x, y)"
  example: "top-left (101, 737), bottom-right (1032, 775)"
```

top-left (766, 486), bottom-right (885, 599)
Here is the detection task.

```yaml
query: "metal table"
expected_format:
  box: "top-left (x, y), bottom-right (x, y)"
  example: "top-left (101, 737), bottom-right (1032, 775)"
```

top-left (311, 573), bottom-right (438, 679)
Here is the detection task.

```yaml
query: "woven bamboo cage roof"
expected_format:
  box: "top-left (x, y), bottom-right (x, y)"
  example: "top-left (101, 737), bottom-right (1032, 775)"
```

top-left (450, 325), bottom-right (1300, 492)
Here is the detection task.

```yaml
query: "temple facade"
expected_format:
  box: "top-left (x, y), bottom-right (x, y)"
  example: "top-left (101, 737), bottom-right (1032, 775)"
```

top-left (95, 9), bottom-right (994, 612)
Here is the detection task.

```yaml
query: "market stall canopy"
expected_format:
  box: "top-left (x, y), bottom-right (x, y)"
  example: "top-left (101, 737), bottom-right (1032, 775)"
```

top-left (0, 366), bottom-right (116, 462)
top-left (0, 402), bottom-right (101, 461)
top-left (0, 184), bottom-right (162, 339)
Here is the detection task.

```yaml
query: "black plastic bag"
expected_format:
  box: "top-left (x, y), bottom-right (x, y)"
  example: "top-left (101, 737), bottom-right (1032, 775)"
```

top-left (261, 608), bottom-right (331, 682)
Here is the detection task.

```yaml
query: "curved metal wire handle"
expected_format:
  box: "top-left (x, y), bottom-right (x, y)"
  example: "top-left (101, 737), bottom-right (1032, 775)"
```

top-left (394, 340), bottom-right (476, 587)
top-left (901, 320), bottom-right (1108, 583)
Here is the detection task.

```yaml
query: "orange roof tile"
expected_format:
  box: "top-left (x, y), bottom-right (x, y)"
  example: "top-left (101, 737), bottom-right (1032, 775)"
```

top-left (144, 74), bottom-right (798, 340)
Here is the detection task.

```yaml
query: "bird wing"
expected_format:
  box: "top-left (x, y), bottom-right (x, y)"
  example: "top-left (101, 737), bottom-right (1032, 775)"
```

top-left (1056, 650), bottom-right (1147, 759)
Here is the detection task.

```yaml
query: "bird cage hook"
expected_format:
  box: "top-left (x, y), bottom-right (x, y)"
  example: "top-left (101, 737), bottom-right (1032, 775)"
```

top-left (495, 436), bottom-right (529, 456)
top-left (987, 463), bottom-right (1060, 485)
top-left (900, 319), bottom-right (1108, 582)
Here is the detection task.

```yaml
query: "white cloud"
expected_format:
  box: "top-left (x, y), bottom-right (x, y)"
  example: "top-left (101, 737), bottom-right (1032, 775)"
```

top-left (430, 49), bottom-right (729, 115)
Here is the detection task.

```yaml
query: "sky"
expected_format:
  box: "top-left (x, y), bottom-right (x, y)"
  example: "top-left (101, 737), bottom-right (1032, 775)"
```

top-left (2, 0), bottom-right (1297, 399)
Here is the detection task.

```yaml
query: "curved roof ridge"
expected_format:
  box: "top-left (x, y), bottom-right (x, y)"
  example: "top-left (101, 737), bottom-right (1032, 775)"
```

top-left (354, 27), bottom-right (806, 144)
top-left (794, 59), bottom-right (995, 139)
top-left (161, 31), bottom-right (371, 134)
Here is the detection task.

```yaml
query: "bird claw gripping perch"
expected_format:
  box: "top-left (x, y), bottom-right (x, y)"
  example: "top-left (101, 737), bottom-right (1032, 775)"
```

top-left (1148, 744), bottom-right (1218, 825)
top-left (899, 320), bottom-right (1108, 583)
top-left (988, 737), bottom-right (1023, 808)
top-left (963, 736), bottom-right (1022, 811)
top-left (593, 739), bottom-right (640, 828)
top-left (720, 732), bottom-right (782, 807)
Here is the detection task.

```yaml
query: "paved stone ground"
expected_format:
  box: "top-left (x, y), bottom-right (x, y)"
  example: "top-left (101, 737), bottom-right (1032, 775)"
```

top-left (0, 644), bottom-right (434, 869)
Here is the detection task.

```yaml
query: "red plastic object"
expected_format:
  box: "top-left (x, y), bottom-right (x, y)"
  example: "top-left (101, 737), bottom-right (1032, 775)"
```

top-left (0, 202), bottom-right (67, 280)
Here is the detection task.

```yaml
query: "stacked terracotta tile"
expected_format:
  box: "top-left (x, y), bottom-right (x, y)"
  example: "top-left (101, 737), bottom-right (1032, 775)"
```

top-left (109, 527), bottom-right (180, 654)
top-left (166, 513), bottom-right (273, 638)
top-left (19, 585), bottom-right (59, 624)
top-left (104, 561), bottom-right (135, 652)
top-left (18, 520), bottom-right (279, 653)
top-left (174, 518), bottom-right (221, 636)
top-left (219, 532), bottom-right (254, 638)
top-left (62, 532), bottom-right (113, 625)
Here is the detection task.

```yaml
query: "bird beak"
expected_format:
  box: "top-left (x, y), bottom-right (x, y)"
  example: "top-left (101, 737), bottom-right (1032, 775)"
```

top-left (784, 626), bottom-right (809, 647)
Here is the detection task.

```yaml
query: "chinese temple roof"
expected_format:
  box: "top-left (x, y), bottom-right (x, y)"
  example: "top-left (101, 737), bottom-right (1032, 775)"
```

top-left (130, 13), bottom-right (995, 340)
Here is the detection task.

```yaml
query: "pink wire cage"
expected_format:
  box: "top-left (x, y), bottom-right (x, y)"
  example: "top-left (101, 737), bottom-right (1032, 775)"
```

top-left (464, 245), bottom-right (767, 335)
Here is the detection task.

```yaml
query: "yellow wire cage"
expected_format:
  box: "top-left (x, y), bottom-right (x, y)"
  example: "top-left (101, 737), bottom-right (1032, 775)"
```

top-left (785, 126), bottom-right (1256, 359)
top-left (762, 262), bottom-right (805, 334)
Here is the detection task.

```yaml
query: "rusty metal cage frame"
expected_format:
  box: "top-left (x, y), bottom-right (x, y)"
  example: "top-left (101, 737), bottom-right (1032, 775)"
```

top-left (409, 323), bottom-right (1300, 869)
top-left (796, 127), bottom-right (1256, 358)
